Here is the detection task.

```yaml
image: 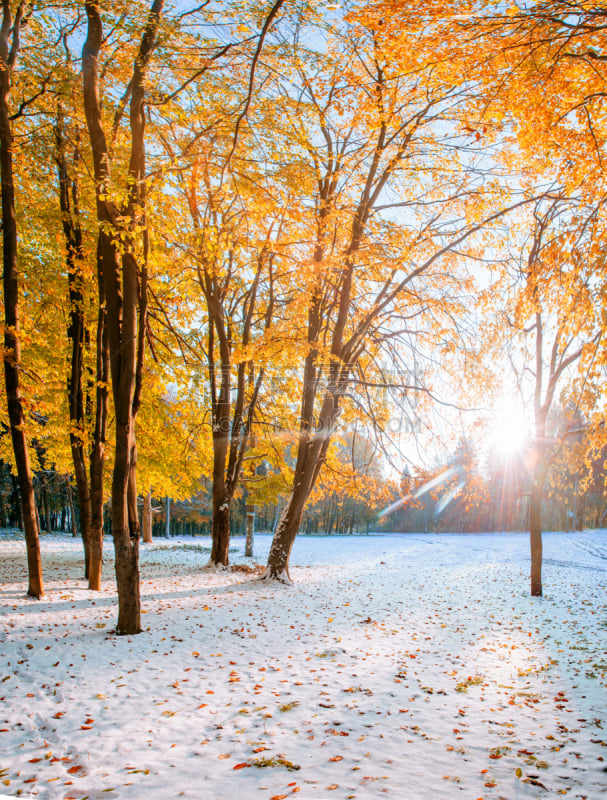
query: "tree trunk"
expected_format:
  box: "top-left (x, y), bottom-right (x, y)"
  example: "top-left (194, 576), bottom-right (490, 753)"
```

top-left (67, 483), bottom-right (77, 537)
top-left (210, 497), bottom-right (230, 565)
top-left (42, 486), bottom-right (52, 533)
top-left (245, 502), bottom-right (255, 557)
top-left (0, 1), bottom-right (44, 598)
top-left (88, 251), bottom-right (109, 591)
top-left (88, 416), bottom-right (106, 591)
top-left (11, 473), bottom-right (22, 530)
top-left (165, 496), bottom-right (171, 537)
top-left (56, 108), bottom-right (95, 578)
top-left (262, 450), bottom-right (326, 583)
top-left (142, 490), bottom-right (152, 543)
top-left (111, 415), bottom-right (141, 634)
top-left (529, 478), bottom-right (543, 597)
top-left (264, 377), bottom-right (339, 580)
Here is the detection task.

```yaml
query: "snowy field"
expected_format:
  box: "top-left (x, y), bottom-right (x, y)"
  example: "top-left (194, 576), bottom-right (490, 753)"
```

top-left (1, 529), bottom-right (606, 800)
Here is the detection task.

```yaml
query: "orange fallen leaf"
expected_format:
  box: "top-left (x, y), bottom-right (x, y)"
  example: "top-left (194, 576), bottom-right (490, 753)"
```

top-left (66, 766), bottom-right (82, 774)
top-left (270, 796), bottom-right (287, 800)
top-left (329, 756), bottom-right (343, 762)
top-left (218, 754), bottom-right (231, 759)
top-left (232, 763), bottom-right (249, 770)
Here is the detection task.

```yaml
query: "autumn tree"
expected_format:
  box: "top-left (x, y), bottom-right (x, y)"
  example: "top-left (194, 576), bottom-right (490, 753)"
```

top-left (0, 0), bottom-right (44, 598)
top-left (261, 14), bottom-right (529, 580)
top-left (81, 0), bottom-right (166, 633)
top-left (181, 157), bottom-right (287, 566)
top-left (481, 196), bottom-right (604, 595)
top-left (54, 64), bottom-right (109, 590)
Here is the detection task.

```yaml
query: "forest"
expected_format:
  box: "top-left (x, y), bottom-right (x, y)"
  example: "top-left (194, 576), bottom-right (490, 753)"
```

top-left (2, 0), bottom-right (607, 634)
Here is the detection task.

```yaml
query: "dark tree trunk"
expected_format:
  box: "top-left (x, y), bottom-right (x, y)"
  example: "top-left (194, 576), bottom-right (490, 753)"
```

top-left (0, 1), bottom-right (44, 598)
top-left (529, 469), bottom-right (545, 597)
top-left (11, 473), bottom-right (22, 530)
top-left (67, 483), bottom-right (77, 537)
top-left (55, 109), bottom-right (95, 578)
top-left (210, 496), bottom-right (230, 565)
top-left (142, 490), bottom-right (152, 543)
top-left (42, 486), bottom-right (52, 533)
top-left (88, 250), bottom-right (109, 590)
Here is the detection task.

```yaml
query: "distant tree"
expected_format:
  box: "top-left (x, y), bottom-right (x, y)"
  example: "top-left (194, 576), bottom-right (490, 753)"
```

top-left (482, 197), bottom-right (603, 595)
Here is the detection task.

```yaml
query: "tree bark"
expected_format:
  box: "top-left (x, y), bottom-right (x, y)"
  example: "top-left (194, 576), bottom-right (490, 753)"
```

top-left (210, 498), bottom-right (231, 565)
top-left (245, 502), bottom-right (255, 557)
top-left (55, 108), bottom-right (95, 579)
top-left (88, 247), bottom-right (109, 591)
top-left (529, 477), bottom-right (543, 597)
top-left (42, 485), bottom-right (52, 533)
top-left (0, 0), bottom-right (44, 598)
top-left (142, 490), bottom-right (152, 543)
top-left (67, 483), bottom-right (77, 537)
top-left (165, 496), bottom-right (171, 537)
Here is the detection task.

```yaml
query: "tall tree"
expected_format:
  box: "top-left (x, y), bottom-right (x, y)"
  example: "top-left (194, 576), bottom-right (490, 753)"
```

top-left (55, 102), bottom-right (109, 590)
top-left (262, 17), bottom-right (526, 580)
top-left (82, 0), bottom-right (164, 633)
top-left (0, 0), bottom-right (44, 598)
top-left (181, 158), bottom-right (285, 566)
top-left (480, 196), bottom-right (603, 595)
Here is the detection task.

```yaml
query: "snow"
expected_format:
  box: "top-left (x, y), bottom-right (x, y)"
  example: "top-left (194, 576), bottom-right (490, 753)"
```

top-left (1, 529), bottom-right (606, 800)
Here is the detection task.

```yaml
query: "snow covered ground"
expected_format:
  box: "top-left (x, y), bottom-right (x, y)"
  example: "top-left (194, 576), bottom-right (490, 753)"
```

top-left (1, 529), bottom-right (606, 800)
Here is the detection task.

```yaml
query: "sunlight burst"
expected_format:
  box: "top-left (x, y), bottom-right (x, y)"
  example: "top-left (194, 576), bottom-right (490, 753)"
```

top-left (489, 399), bottom-right (529, 457)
